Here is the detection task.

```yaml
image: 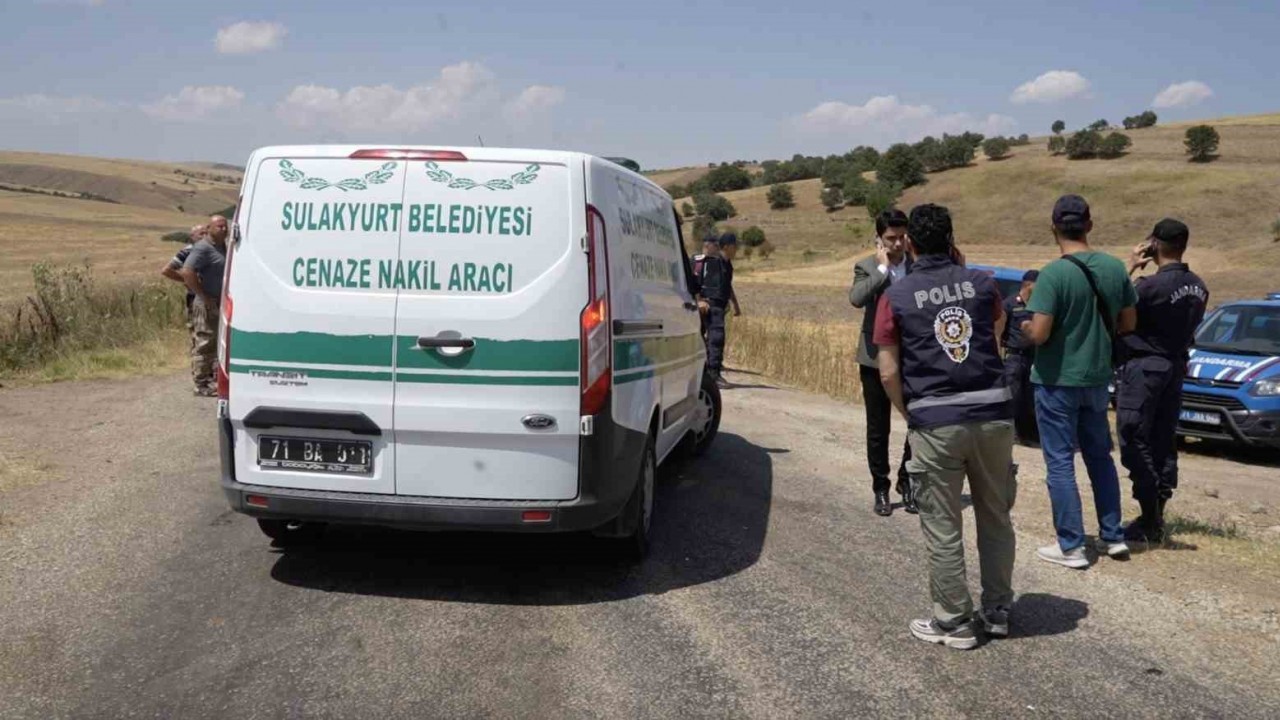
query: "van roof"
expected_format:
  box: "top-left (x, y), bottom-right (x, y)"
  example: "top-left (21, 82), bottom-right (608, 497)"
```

top-left (244, 145), bottom-right (663, 194)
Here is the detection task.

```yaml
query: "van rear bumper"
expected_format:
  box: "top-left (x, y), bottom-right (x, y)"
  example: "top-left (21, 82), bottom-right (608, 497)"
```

top-left (220, 480), bottom-right (621, 532)
top-left (218, 400), bottom-right (647, 534)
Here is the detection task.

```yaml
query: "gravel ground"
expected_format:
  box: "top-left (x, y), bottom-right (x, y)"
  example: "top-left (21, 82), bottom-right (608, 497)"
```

top-left (1, 371), bottom-right (1277, 719)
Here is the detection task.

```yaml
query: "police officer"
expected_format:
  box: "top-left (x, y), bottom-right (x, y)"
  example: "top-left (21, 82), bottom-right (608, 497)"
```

top-left (874, 204), bottom-right (1016, 648)
top-left (1001, 270), bottom-right (1040, 445)
top-left (694, 233), bottom-right (740, 387)
top-left (1117, 219), bottom-right (1208, 543)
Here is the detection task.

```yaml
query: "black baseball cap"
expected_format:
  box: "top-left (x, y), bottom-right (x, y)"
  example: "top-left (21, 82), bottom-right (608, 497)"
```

top-left (719, 232), bottom-right (738, 246)
top-left (1052, 194), bottom-right (1091, 227)
top-left (1151, 218), bottom-right (1189, 246)
top-left (1022, 269), bottom-right (1040, 283)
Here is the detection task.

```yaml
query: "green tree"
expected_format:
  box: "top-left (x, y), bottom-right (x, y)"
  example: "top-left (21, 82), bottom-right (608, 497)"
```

top-left (877, 144), bottom-right (925, 188)
top-left (680, 201), bottom-right (695, 218)
top-left (982, 137), bottom-right (1012, 160)
top-left (864, 182), bottom-right (902, 220)
top-left (841, 173), bottom-right (872, 206)
top-left (959, 131), bottom-right (986, 149)
top-left (666, 184), bottom-right (688, 199)
top-left (1052, 119), bottom-right (1066, 135)
top-left (1088, 119), bottom-right (1110, 131)
top-left (820, 185), bottom-right (844, 211)
top-left (766, 183), bottom-right (795, 210)
top-left (941, 134), bottom-right (976, 168)
top-left (1184, 125), bottom-right (1220, 162)
top-left (691, 215), bottom-right (717, 241)
top-left (1099, 132), bottom-right (1132, 159)
top-left (693, 191), bottom-right (737, 220)
top-left (913, 136), bottom-right (943, 172)
top-left (847, 145), bottom-right (880, 171)
top-left (741, 226), bottom-right (767, 247)
top-left (1048, 135), bottom-right (1066, 155)
top-left (1016, 133), bottom-right (1031, 146)
top-left (702, 164), bottom-right (753, 192)
top-left (1139, 110), bottom-right (1158, 128)
top-left (1066, 129), bottom-right (1103, 159)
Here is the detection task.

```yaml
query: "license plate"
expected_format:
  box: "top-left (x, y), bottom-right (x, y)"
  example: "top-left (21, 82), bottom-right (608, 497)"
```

top-left (258, 435), bottom-right (373, 475)
top-left (1179, 409), bottom-right (1222, 426)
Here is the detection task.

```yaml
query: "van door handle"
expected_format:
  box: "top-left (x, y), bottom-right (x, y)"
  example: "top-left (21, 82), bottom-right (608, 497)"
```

top-left (613, 319), bottom-right (664, 336)
top-left (417, 337), bottom-right (476, 350)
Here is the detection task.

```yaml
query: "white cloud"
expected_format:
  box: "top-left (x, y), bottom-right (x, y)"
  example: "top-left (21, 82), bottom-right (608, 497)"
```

top-left (276, 61), bottom-right (497, 134)
top-left (796, 95), bottom-right (1016, 145)
top-left (504, 85), bottom-right (566, 121)
top-left (215, 21), bottom-right (287, 55)
top-left (1009, 70), bottom-right (1092, 104)
top-left (1152, 80), bottom-right (1214, 109)
top-left (141, 86), bottom-right (245, 121)
top-left (0, 94), bottom-right (111, 116)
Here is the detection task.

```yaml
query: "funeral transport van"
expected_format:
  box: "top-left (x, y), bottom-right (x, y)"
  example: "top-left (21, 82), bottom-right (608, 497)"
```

top-left (215, 146), bottom-right (720, 559)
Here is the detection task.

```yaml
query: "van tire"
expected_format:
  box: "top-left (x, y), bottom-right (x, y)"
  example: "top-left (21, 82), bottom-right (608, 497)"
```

top-left (689, 370), bottom-right (722, 456)
top-left (256, 518), bottom-right (326, 547)
top-left (616, 435), bottom-right (656, 562)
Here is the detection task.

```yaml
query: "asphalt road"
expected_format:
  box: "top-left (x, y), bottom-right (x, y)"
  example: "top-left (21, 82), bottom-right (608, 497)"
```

top-left (1, 371), bottom-right (1277, 719)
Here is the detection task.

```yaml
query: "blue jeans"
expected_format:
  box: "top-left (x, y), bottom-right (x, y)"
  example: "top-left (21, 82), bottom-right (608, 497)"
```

top-left (1033, 384), bottom-right (1124, 550)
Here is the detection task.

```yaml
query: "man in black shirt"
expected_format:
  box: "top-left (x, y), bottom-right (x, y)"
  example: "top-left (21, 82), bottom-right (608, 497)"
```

top-left (1116, 219), bottom-right (1209, 543)
top-left (1001, 270), bottom-right (1039, 445)
top-left (695, 233), bottom-right (741, 387)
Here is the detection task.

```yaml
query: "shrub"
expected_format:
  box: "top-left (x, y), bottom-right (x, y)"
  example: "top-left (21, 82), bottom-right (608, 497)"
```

top-left (691, 215), bottom-right (717, 241)
top-left (0, 263), bottom-right (185, 375)
top-left (161, 230), bottom-right (192, 243)
top-left (741, 245), bottom-right (754, 259)
top-left (757, 240), bottom-right (775, 259)
top-left (693, 191), bottom-right (736, 220)
top-left (982, 137), bottom-right (1012, 160)
top-left (1271, 217), bottom-right (1280, 242)
top-left (1125, 110), bottom-right (1158, 130)
top-left (1052, 120), bottom-right (1066, 135)
top-left (842, 173), bottom-right (872, 206)
top-left (1099, 132), bottom-right (1132, 158)
top-left (864, 182), bottom-right (901, 220)
top-left (767, 183), bottom-right (795, 210)
top-left (848, 146), bottom-right (880, 171)
top-left (877, 144), bottom-right (925, 188)
top-left (1015, 133), bottom-right (1031, 146)
top-left (702, 164), bottom-right (753, 192)
top-left (820, 186), bottom-right (844, 211)
top-left (1066, 129), bottom-right (1103, 159)
top-left (1185, 125), bottom-right (1220, 162)
top-left (1048, 135), bottom-right (1066, 155)
top-left (1088, 119), bottom-right (1110, 131)
top-left (681, 201), bottom-right (695, 218)
top-left (666, 184), bottom-right (688, 199)
top-left (741, 225), bottom-right (766, 247)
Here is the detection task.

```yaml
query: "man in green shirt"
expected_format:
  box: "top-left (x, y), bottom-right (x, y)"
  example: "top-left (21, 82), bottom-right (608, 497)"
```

top-left (1021, 195), bottom-right (1137, 569)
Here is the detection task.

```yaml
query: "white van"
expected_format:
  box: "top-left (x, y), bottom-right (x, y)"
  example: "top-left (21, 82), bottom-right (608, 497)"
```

top-left (216, 146), bottom-right (721, 558)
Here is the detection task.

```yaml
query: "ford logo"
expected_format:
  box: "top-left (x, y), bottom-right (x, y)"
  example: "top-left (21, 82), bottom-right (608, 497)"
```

top-left (522, 414), bottom-right (557, 431)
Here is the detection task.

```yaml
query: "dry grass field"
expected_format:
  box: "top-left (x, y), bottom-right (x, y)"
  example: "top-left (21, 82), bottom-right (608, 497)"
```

top-left (0, 151), bottom-right (240, 303)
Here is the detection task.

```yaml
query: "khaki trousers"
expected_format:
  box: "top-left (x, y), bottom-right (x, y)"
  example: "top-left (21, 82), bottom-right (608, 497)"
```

top-left (190, 296), bottom-right (219, 391)
top-left (906, 419), bottom-right (1017, 624)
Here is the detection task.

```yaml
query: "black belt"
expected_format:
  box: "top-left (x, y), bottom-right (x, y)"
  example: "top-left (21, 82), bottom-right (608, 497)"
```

top-left (1006, 348), bottom-right (1034, 357)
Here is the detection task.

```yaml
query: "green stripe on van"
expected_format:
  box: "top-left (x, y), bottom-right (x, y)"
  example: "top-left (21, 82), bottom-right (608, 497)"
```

top-left (613, 333), bottom-right (704, 371)
top-left (230, 328), bottom-right (578, 372)
top-left (229, 363), bottom-right (576, 386)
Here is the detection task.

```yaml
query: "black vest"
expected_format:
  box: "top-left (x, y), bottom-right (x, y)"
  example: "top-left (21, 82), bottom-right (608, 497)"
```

top-left (884, 255), bottom-right (1011, 429)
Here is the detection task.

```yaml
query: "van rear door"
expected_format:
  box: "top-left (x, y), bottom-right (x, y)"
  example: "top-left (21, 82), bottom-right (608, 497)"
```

top-left (226, 151), bottom-right (405, 494)
top-left (392, 152), bottom-right (586, 500)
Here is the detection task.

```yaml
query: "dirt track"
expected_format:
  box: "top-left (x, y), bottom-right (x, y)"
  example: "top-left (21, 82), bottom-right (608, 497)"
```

top-left (1, 371), bottom-right (1278, 718)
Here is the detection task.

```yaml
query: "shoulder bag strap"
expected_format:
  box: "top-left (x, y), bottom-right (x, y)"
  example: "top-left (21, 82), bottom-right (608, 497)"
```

top-left (1061, 254), bottom-right (1115, 338)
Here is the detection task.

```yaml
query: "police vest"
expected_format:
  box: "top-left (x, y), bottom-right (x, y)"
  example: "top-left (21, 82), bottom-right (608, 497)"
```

top-left (883, 255), bottom-right (1011, 429)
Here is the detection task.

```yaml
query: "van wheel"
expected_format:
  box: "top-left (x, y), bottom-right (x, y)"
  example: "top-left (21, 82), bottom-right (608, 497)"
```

top-left (256, 518), bottom-right (325, 547)
top-left (617, 435), bottom-right (656, 562)
top-left (689, 371), bottom-right (722, 456)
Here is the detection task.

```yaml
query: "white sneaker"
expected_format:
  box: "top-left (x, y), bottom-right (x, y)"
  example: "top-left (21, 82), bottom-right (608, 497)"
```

top-left (1037, 543), bottom-right (1090, 569)
top-left (1094, 538), bottom-right (1130, 559)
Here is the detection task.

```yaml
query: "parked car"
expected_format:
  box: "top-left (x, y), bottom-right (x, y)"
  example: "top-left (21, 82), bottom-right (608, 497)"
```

top-left (1177, 294), bottom-right (1280, 448)
top-left (968, 264), bottom-right (1027, 303)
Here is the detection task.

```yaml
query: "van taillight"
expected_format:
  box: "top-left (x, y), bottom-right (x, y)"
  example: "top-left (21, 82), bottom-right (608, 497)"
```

top-left (216, 214), bottom-right (238, 401)
top-left (580, 206), bottom-right (611, 416)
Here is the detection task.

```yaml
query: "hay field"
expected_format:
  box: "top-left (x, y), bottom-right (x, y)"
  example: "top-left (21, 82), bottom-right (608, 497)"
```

top-left (0, 151), bottom-right (241, 303)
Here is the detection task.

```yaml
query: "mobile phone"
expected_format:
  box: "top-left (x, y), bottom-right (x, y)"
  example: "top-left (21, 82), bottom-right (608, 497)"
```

top-left (1140, 238), bottom-right (1157, 259)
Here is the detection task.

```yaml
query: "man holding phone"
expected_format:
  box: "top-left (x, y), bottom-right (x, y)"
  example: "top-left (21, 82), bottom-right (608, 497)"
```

top-left (850, 209), bottom-right (915, 516)
top-left (1116, 219), bottom-right (1208, 543)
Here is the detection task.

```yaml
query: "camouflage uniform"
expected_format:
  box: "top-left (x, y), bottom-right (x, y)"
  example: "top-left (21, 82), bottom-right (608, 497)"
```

top-left (191, 296), bottom-right (219, 393)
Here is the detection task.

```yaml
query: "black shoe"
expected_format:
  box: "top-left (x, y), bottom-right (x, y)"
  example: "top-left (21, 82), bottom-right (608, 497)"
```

top-left (874, 492), bottom-right (892, 517)
top-left (897, 478), bottom-right (919, 514)
top-left (1123, 518), bottom-right (1163, 544)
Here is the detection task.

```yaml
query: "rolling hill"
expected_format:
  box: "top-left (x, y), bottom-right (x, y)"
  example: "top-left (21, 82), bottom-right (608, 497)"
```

top-left (0, 151), bottom-right (241, 302)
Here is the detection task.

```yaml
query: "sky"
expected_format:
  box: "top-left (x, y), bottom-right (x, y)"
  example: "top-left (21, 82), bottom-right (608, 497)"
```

top-left (2, 0), bottom-right (1277, 169)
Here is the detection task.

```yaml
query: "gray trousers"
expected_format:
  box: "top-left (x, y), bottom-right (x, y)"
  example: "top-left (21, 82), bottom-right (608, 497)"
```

top-left (906, 419), bottom-right (1017, 623)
